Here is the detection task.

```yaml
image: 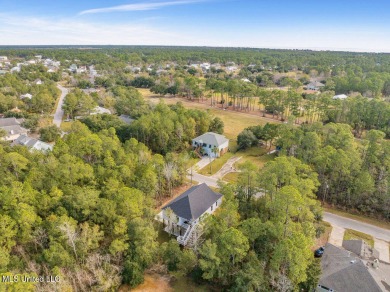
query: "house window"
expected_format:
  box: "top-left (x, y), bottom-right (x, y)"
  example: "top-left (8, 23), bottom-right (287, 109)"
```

top-left (215, 201), bottom-right (218, 206)
top-left (211, 205), bottom-right (213, 211)
top-left (202, 143), bottom-right (207, 147)
top-left (209, 144), bottom-right (212, 148)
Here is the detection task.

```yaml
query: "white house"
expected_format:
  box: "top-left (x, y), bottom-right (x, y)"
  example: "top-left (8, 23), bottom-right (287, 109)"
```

top-left (0, 56), bottom-right (8, 61)
top-left (90, 106), bottom-right (111, 115)
top-left (158, 183), bottom-right (223, 247)
top-left (192, 132), bottom-right (229, 158)
top-left (12, 134), bottom-right (53, 152)
top-left (306, 81), bottom-right (325, 91)
top-left (333, 94), bottom-right (348, 100)
top-left (0, 118), bottom-right (28, 141)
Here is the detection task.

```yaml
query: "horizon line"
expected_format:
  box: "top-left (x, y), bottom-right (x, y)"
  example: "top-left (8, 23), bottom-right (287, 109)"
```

top-left (0, 44), bottom-right (389, 54)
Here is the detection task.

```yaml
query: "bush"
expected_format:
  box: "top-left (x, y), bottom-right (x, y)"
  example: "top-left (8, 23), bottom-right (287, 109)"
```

top-left (39, 125), bottom-right (61, 142)
top-left (237, 129), bottom-right (257, 150)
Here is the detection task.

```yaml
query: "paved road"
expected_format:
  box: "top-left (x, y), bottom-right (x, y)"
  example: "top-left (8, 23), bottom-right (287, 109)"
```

top-left (53, 85), bottom-right (69, 127)
top-left (189, 172), bottom-right (219, 187)
top-left (323, 212), bottom-right (390, 242)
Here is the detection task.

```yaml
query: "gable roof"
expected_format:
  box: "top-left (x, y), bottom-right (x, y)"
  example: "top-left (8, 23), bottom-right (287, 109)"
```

top-left (163, 183), bottom-right (222, 221)
top-left (193, 132), bottom-right (229, 147)
top-left (319, 243), bottom-right (382, 292)
top-left (0, 117), bottom-right (23, 127)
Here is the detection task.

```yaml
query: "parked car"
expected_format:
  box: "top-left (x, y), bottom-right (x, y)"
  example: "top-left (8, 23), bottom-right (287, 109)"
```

top-left (314, 246), bottom-right (325, 257)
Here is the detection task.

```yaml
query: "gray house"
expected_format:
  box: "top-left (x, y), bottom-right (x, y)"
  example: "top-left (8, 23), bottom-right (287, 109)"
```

top-left (12, 134), bottom-right (53, 152)
top-left (0, 117), bottom-right (28, 141)
top-left (158, 183), bottom-right (223, 247)
top-left (317, 243), bottom-right (383, 292)
top-left (192, 132), bottom-right (229, 158)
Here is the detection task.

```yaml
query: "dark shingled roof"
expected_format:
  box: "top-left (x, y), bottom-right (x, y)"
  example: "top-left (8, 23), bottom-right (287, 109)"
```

top-left (163, 183), bottom-right (222, 221)
top-left (319, 243), bottom-right (382, 292)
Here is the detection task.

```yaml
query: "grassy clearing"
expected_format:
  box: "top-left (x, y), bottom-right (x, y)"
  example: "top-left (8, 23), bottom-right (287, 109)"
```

top-left (235, 147), bottom-right (273, 168)
top-left (324, 207), bottom-right (390, 230)
top-left (223, 172), bottom-right (239, 183)
top-left (343, 229), bottom-right (375, 248)
top-left (139, 88), bottom-right (278, 139)
top-left (60, 120), bottom-right (74, 132)
top-left (197, 152), bottom-right (234, 176)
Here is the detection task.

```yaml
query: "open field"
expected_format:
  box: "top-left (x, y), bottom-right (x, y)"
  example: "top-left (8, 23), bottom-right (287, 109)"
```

top-left (139, 88), bottom-right (279, 139)
top-left (343, 228), bottom-right (375, 248)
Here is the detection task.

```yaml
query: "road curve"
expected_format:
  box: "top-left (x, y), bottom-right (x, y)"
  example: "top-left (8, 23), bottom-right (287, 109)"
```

top-left (53, 84), bottom-right (69, 127)
top-left (323, 212), bottom-right (390, 242)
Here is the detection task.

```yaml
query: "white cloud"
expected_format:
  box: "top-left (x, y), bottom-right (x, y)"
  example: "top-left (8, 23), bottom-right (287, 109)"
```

top-left (0, 14), bottom-right (182, 45)
top-left (79, 0), bottom-right (205, 15)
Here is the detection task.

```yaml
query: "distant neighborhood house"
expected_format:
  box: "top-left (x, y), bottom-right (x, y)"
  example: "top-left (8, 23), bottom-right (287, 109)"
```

top-left (192, 132), bottom-right (229, 158)
top-left (91, 106), bottom-right (111, 115)
top-left (20, 93), bottom-right (33, 100)
top-left (0, 118), bottom-right (28, 141)
top-left (158, 183), bottom-right (223, 247)
top-left (333, 94), bottom-right (348, 100)
top-left (306, 81), bottom-right (325, 91)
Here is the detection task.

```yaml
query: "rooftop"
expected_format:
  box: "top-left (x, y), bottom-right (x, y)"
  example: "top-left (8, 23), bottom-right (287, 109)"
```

top-left (319, 243), bottom-right (382, 292)
top-left (193, 132), bottom-right (229, 147)
top-left (163, 183), bottom-right (222, 221)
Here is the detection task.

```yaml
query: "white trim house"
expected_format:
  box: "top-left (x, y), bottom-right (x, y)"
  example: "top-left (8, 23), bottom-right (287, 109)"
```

top-left (157, 183), bottom-right (223, 247)
top-left (192, 132), bottom-right (229, 158)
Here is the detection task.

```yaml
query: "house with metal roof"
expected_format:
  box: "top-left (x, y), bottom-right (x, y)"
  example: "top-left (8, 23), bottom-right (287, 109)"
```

top-left (192, 132), bottom-right (229, 158)
top-left (158, 183), bottom-right (223, 247)
top-left (12, 134), bottom-right (53, 152)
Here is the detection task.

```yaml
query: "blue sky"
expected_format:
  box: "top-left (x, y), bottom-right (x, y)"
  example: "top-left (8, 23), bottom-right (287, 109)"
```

top-left (1, 0), bottom-right (390, 52)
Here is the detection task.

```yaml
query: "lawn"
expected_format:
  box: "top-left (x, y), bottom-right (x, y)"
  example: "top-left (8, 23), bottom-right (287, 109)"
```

top-left (223, 172), bottom-right (239, 183)
top-left (60, 120), bottom-right (74, 132)
top-left (198, 152), bottom-right (234, 176)
top-left (343, 228), bottom-right (375, 248)
top-left (235, 147), bottom-right (273, 168)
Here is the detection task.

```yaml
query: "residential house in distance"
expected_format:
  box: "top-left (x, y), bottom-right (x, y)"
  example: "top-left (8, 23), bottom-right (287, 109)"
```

top-left (12, 135), bottom-right (53, 152)
top-left (20, 93), bottom-right (33, 100)
top-left (0, 56), bottom-right (8, 61)
top-left (317, 242), bottom-right (389, 292)
top-left (69, 64), bottom-right (78, 73)
top-left (119, 114), bottom-right (134, 124)
top-left (90, 106), bottom-right (111, 115)
top-left (158, 183), bottom-right (223, 247)
top-left (306, 81), bottom-right (325, 91)
top-left (192, 132), bottom-right (229, 157)
top-left (0, 117), bottom-right (28, 141)
top-left (333, 94), bottom-right (348, 100)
